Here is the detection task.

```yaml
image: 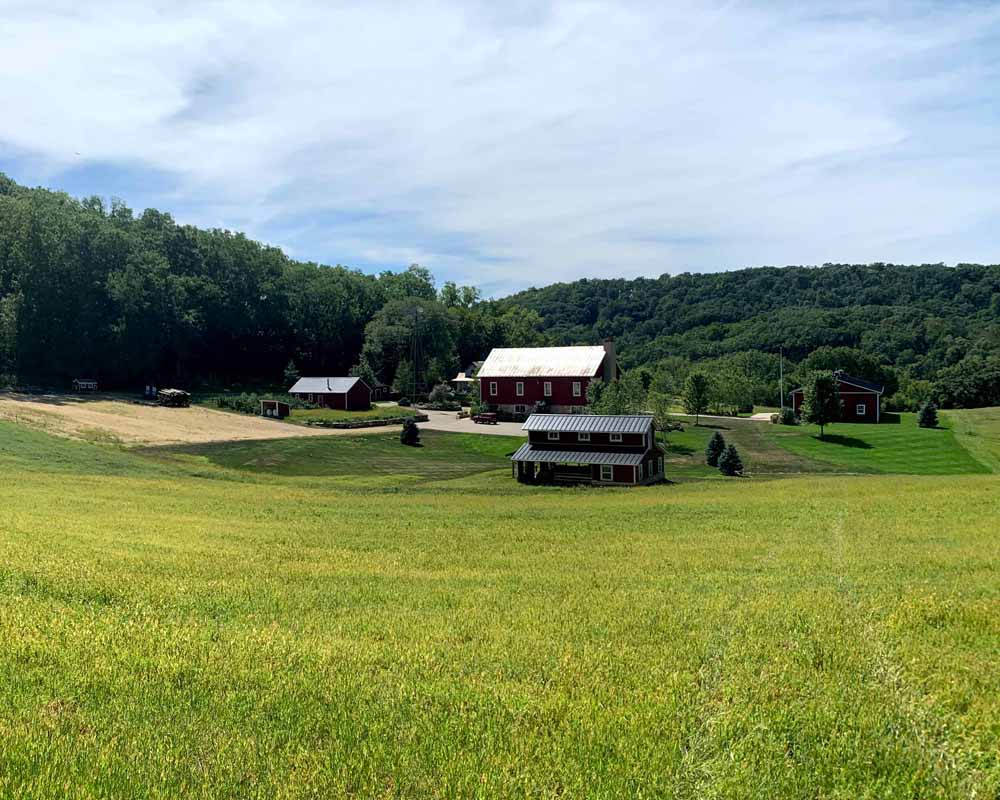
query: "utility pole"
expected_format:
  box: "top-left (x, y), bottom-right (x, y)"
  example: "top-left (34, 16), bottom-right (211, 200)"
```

top-left (410, 306), bottom-right (423, 400)
top-left (779, 346), bottom-right (784, 411)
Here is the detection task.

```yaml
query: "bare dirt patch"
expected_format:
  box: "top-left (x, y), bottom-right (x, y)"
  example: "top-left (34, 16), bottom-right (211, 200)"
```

top-left (0, 394), bottom-right (391, 446)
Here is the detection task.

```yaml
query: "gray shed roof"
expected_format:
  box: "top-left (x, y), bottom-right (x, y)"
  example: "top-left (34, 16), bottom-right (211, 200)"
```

top-left (522, 414), bottom-right (654, 434)
top-left (288, 377), bottom-right (365, 394)
top-left (477, 346), bottom-right (606, 378)
top-left (511, 443), bottom-right (645, 466)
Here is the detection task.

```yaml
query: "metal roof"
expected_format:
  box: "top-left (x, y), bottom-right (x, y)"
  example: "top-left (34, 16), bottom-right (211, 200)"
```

top-left (789, 372), bottom-right (884, 395)
top-left (288, 377), bottom-right (364, 394)
top-left (522, 414), bottom-right (654, 434)
top-left (477, 346), bottom-right (606, 378)
top-left (510, 443), bottom-right (645, 466)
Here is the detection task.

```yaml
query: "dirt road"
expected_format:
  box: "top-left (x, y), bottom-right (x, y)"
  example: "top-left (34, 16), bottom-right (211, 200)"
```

top-left (0, 394), bottom-right (393, 446)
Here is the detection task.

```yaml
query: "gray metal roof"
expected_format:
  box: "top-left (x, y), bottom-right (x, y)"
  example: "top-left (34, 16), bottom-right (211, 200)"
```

top-left (288, 377), bottom-right (364, 394)
top-left (522, 414), bottom-right (654, 434)
top-left (511, 443), bottom-right (645, 466)
top-left (477, 346), bottom-right (606, 378)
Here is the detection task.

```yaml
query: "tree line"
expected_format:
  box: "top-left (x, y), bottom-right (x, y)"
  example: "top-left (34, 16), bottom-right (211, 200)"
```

top-left (2, 173), bottom-right (998, 408)
top-left (0, 174), bottom-right (541, 391)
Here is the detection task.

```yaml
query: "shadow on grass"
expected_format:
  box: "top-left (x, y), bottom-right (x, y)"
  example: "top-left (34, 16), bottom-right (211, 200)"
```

top-left (666, 443), bottom-right (696, 456)
top-left (880, 412), bottom-right (902, 425)
top-left (816, 434), bottom-right (873, 449)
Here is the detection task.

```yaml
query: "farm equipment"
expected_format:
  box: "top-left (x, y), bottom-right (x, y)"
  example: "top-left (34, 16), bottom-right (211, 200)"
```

top-left (157, 389), bottom-right (191, 408)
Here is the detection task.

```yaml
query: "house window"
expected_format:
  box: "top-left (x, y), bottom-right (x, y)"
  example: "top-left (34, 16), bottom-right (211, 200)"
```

top-left (514, 405), bottom-right (526, 414)
top-left (610, 433), bottom-right (623, 443)
top-left (547, 431), bottom-right (560, 441)
top-left (600, 465), bottom-right (613, 481)
top-left (516, 381), bottom-right (524, 397)
top-left (543, 381), bottom-right (552, 397)
top-left (638, 462), bottom-right (644, 479)
top-left (856, 403), bottom-right (866, 416)
top-left (658, 456), bottom-right (664, 474)
top-left (578, 432), bottom-right (590, 442)
top-left (572, 381), bottom-right (582, 397)
top-left (489, 382), bottom-right (497, 396)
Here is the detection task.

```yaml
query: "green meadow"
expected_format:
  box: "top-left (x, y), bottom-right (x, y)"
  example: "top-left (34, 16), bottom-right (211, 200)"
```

top-left (1, 411), bottom-right (999, 798)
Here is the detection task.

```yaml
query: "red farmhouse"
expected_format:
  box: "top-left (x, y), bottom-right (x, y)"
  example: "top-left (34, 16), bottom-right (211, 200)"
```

top-left (478, 341), bottom-right (618, 418)
top-left (288, 377), bottom-right (371, 411)
top-left (790, 371), bottom-right (884, 423)
top-left (511, 414), bottom-right (665, 486)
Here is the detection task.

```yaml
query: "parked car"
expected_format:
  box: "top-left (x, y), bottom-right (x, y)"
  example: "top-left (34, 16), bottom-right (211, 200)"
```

top-left (473, 412), bottom-right (498, 425)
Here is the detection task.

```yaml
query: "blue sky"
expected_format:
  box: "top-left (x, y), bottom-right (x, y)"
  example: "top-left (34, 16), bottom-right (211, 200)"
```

top-left (2, 0), bottom-right (999, 296)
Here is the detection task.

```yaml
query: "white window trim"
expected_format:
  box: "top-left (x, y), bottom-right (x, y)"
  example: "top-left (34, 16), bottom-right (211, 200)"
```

top-left (543, 381), bottom-right (552, 397)
top-left (572, 381), bottom-right (582, 397)
top-left (516, 381), bottom-right (524, 397)
top-left (547, 431), bottom-right (560, 441)
top-left (600, 464), bottom-right (613, 481)
top-left (514, 404), bottom-right (526, 414)
top-left (578, 432), bottom-right (591, 442)
top-left (489, 381), bottom-right (497, 396)
top-left (610, 433), bottom-right (623, 443)
top-left (856, 403), bottom-right (866, 415)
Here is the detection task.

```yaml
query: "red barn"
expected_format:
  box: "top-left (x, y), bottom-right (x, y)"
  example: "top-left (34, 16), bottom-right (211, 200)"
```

top-left (790, 371), bottom-right (884, 423)
top-left (478, 341), bottom-right (618, 418)
top-left (288, 377), bottom-right (371, 410)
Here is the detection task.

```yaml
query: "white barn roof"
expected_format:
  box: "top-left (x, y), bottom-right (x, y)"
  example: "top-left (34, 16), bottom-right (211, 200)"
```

top-left (288, 377), bottom-right (364, 394)
top-left (477, 346), bottom-right (606, 378)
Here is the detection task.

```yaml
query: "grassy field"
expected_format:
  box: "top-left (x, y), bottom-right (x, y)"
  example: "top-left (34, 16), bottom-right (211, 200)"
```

top-left (1, 413), bottom-right (999, 797)
top-left (662, 411), bottom-right (993, 477)
top-left (287, 403), bottom-right (419, 425)
top-left (946, 407), bottom-right (1000, 473)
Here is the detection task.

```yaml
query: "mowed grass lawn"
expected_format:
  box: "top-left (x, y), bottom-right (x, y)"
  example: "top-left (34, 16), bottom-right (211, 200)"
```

top-left (1, 418), bottom-right (999, 797)
top-left (663, 411), bottom-right (992, 477)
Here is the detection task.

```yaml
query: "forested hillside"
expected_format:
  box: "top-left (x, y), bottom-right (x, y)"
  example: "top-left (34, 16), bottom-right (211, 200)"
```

top-left (0, 174), bottom-right (538, 390)
top-left (501, 264), bottom-right (1000, 408)
top-left (2, 173), bottom-right (998, 407)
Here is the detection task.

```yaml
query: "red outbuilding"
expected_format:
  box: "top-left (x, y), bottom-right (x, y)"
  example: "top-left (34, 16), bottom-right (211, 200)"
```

top-left (288, 377), bottom-right (371, 411)
top-left (790, 371), bottom-right (884, 423)
top-left (478, 341), bottom-right (619, 419)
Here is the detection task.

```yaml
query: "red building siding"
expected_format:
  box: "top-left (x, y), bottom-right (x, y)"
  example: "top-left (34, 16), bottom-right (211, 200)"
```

top-left (791, 380), bottom-right (880, 422)
top-left (483, 375), bottom-right (596, 408)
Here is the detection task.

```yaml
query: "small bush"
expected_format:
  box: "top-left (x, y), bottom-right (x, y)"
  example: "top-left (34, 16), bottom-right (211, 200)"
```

top-left (400, 417), bottom-right (420, 446)
top-left (705, 431), bottom-right (726, 467)
top-left (718, 444), bottom-right (743, 476)
top-left (779, 407), bottom-right (797, 426)
top-left (428, 383), bottom-right (451, 405)
top-left (918, 401), bottom-right (939, 429)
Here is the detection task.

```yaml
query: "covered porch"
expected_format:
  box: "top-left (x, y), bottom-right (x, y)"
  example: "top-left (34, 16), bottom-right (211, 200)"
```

top-left (510, 444), bottom-right (646, 486)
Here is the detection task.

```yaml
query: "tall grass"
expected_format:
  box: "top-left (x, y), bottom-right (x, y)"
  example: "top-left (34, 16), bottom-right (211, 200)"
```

top-left (0, 420), bottom-right (998, 796)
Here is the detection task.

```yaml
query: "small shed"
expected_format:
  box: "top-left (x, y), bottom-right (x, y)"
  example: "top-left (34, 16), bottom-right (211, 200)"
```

top-left (288, 377), bottom-right (371, 411)
top-left (73, 378), bottom-right (98, 392)
top-left (261, 399), bottom-right (290, 419)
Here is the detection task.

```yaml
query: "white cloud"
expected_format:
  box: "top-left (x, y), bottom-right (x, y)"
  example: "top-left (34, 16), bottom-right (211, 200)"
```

top-left (2, 0), bottom-right (999, 294)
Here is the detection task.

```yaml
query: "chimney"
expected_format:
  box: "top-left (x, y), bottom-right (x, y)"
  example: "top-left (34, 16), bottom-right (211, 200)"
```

top-left (602, 338), bottom-right (617, 383)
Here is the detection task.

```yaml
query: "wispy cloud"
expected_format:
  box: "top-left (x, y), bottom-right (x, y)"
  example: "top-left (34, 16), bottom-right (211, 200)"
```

top-left (2, 0), bottom-right (999, 294)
